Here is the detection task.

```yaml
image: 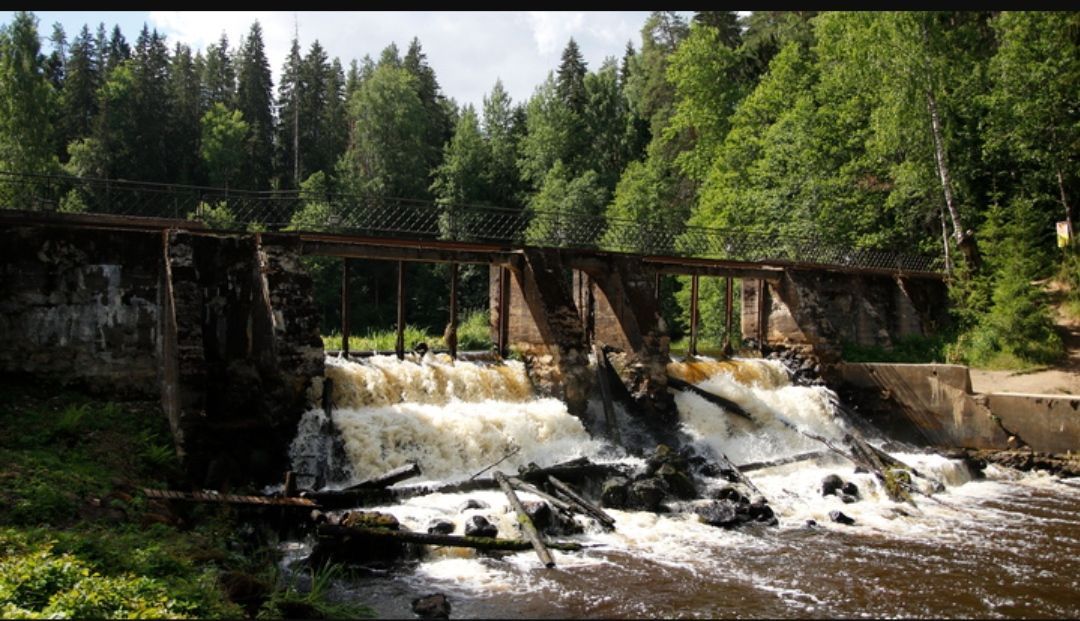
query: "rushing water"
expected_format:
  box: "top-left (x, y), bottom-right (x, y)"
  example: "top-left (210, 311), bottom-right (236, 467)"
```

top-left (287, 354), bottom-right (1080, 619)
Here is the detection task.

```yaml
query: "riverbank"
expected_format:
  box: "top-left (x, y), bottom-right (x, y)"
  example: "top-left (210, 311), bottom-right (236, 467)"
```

top-left (0, 376), bottom-right (372, 619)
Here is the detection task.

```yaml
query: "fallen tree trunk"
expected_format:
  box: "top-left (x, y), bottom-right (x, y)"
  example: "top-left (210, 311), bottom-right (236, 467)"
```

top-left (315, 524), bottom-right (584, 552)
top-left (506, 476), bottom-right (577, 516)
top-left (593, 344), bottom-right (622, 444)
top-left (344, 463), bottom-right (421, 490)
top-left (666, 377), bottom-right (754, 421)
top-left (494, 471), bottom-right (555, 568)
top-left (738, 450), bottom-right (834, 473)
top-left (519, 457), bottom-right (634, 487)
top-left (547, 475), bottom-right (616, 530)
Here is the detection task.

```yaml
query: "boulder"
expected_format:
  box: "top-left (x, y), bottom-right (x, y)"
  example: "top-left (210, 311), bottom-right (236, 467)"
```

top-left (626, 477), bottom-right (666, 512)
top-left (748, 499), bottom-right (778, 526)
top-left (695, 500), bottom-right (740, 528)
top-left (656, 463), bottom-right (697, 500)
top-left (341, 511), bottom-right (399, 530)
top-left (829, 510), bottom-right (855, 525)
top-left (464, 515), bottom-right (498, 538)
top-left (412, 593), bottom-right (451, 619)
top-left (600, 476), bottom-right (630, 509)
top-left (426, 519), bottom-right (455, 535)
top-left (840, 481), bottom-right (860, 499)
top-left (821, 474), bottom-right (844, 497)
top-left (459, 498), bottom-right (488, 511)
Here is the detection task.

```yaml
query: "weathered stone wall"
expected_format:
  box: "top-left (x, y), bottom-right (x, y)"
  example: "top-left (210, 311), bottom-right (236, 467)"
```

top-left (742, 271), bottom-right (949, 356)
top-left (0, 226), bottom-right (163, 398)
top-left (1, 224), bottom-right (324, 486)
top-left (837, 362), bottom-right (1080, 453)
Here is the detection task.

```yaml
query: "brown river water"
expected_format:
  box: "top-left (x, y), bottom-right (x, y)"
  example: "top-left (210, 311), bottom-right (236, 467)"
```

top-left (284, 355), bottom-right (1080, 619)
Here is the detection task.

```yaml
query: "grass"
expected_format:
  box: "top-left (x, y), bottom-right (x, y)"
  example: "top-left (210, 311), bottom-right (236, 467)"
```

top-left (324, 308), bottom-right (493, 353)
top-left (0, 376), bottom-right (372, 619)
top-left (841, 333), bottom-right (953, 364)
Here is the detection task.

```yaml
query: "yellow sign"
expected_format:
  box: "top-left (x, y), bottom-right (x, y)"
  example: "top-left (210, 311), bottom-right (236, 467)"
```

top-left (1058, 221), bottom-right (1073, 248)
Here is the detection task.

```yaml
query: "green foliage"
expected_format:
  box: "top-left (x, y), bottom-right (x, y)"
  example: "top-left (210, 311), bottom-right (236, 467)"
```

top-left (186, 200), bottom-right (238, 230)
top-left (58, 189), bottom-right (88, 214)
top-left (841, 333), bottom-right (952, 364)
top-left (525, 161), bottom-right (607, 247)
top-left (0, 12), bottom-right (60, 179)
top-left (199, 103), bottom-right (249, 188)
top-left (256, 563), bottom-right (374, 620)
top-left (324, 309), bottom-right (492, 353)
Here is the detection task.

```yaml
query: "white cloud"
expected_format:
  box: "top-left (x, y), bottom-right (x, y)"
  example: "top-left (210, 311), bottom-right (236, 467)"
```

top-left (146, 11), bottom-right (661, 110)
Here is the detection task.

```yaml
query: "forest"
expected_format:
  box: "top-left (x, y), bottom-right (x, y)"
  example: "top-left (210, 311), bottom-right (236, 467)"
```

top-left (0, 10), bottom-right (1076, 367)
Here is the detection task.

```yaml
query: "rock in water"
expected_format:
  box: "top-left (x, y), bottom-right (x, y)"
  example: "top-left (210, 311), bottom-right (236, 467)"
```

top-left (626, 477), bottom-right (666, 512)
top-left (426, 519), bottom-right (455, 535)
top-left (464, 515), bottom-right (498, 538)
top-left (829, 510), bottom-right (855, 525)
top-left (601, 476), bottom-right (630, 509)
top-left (459, 498), bottom-right (488, 511)
top-left (821, 474), bottom-right (844, 497)
top-left (696, 500), bottom-right (740, 528)
top-left (412, 593), bottom-right (451, 619)
top-left (840, 481), bottom-right (860, 499)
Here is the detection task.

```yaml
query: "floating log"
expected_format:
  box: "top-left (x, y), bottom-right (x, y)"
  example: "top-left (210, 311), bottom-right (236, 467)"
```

top-left (494, 471), bottom-right (555, 568)
top-left (714, 453), bottom-right (766, 500)
top-left (344, 462), bottom-right (421, 490)
top-left (547, 475), bottom-right (616, 530)
top-left (738, 450), bottom-right (834, 473)
top-left (142, 488), bottom-right (318, 508)
top-left (666, 376), bottom-right (754, 421)
top-left (519, 457), bottom-right (633, 487)
top-left (469, 446), bottom-right (521, 481)
top-left (506, 476), bottom-right (577, 516)
top-left (315, 524), bottom-right (584, 553)
top-left (393, 477), bottom-right (498, 499)
top-left (593, 344), bottom-right (622, 444)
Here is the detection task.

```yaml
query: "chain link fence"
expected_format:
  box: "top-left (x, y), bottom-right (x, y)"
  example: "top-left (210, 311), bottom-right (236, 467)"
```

top-left (0, 171), bottom-right (943, 273)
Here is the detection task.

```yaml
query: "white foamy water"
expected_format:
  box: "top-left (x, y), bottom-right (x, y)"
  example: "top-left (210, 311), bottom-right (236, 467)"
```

top-left (289, 354), bottom-right (1080, 618)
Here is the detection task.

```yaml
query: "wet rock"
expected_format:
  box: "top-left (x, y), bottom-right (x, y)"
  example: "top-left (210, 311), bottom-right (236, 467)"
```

top-left (656, 463), bottom-right (697, 500)
top-left (626, 477), bottom-right (666, 512)
top-left (748, 499), bottom-right (778, 525)
top-left (219, 570), bottom-right (271, 617)
top-left (600, 476), bottom-right (630, 509)
top-left (840, 494), bottom-right (858, 504)
top-left (341, 511), bottom-right (399, 530)
top-left (707, 486), bottom-right (747, 504)
top-left (840, 481), bottom-right (860, 499)
top-left (459, 498), bottom-right (488, 511)
top-left (412, 593), bottom-right (451, 619)
top-left (521, 500), bottom-right (553, 531)
top-left (821, 474), bottom-right (844, 497)
top-left (646, 444), bottom-right (689, 475)
top-left (695, 500), bottom-right (739, 528)
top-left (464, 515), bottom-right (498, 538)
top-left (427, 519), bottom-right (455, 535)
top-left (829, 510), bottom-right (855, 525)
top-left (805, 519), bottom-right (817, 528)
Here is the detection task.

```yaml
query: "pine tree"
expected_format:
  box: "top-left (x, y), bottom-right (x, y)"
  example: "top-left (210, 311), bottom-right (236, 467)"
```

top-left (0, 11), bottom-right (59, 182)
top-left (275, 37), bottom-right (302, 189)
top-left (130, 25), bottom-right (171, 182)
top-left (105, 24), bottom-right (130, 74)
top-left (201, 32), bottom-right (235, 109)
top-left (236, 21), bottom-right (274, 190)
top-left (404, 38), bottom-right (453, 186)
top-left (167, 42), bottom-right (202, 185)
top-left (299, 40), bottom-right (330, 176)
top-left (59, 25), bottom-right (99, 156)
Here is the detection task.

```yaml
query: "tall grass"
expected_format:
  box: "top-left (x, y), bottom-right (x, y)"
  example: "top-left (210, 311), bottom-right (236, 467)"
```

top-left (323, 309), bottom-right (492, 353)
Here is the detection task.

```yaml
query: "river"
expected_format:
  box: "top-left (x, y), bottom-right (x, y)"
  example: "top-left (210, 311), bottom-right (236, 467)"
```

top-left (285, 354), bottom-right (1080, 619)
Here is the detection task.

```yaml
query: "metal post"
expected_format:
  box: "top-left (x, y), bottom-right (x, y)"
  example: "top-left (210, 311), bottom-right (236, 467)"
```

top-left (756, 278), bottom-right (767, 347)
top-left (654, 272), bottom-right (661, 302)
top-left (396, 260), bottom-right (406, 360)
top-left (341, 259), bottom-right (350, 358)
top-left (448, 263), bottom-right (459, 359)
top-left (689, 274), bottom-right (699, 357)
top-left (723, 276), bottom-right (734, 356)
top-left (497, 267), bottom-right (510, 358)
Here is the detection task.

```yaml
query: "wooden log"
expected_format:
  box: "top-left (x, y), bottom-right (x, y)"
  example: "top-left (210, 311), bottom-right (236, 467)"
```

top-left (714, 452), bottom-right (765, 500)
top-left (666, 376), bottom-right (755, 421)
top-left (283, 471), bottom-right (297, 497)
top-left (506, 476), bottom-right (576, 516)
top-left (344, 462), bottom-right (421, 490)
top-left (547, 475), bottom-right (616, 530)
top-left (392, 477), bottom-right (499, 500)
top-left (494, 471), bottom-right (555, 568)
top-left (300, 488), bottom-right (395, 510)
top-left (593, 343), bottom-right (621, 444)
top-left (519, 457), bottom-right (634, 487)
top-left (315, 524), bottom-right (584, 553)
top-left (738, 450), bottom-right (834, 473)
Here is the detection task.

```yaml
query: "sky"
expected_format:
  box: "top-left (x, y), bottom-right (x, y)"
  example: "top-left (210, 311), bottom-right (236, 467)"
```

top-left (10, 11), bottom-right (700, 111)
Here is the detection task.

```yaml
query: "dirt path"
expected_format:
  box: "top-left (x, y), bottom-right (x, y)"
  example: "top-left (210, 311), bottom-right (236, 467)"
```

top-left (969, 280), bottom-right (1080, 395)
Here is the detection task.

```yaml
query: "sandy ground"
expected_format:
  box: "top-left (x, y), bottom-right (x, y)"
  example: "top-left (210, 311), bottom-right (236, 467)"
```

top-left (969, 281), bottom-right (1080, 396)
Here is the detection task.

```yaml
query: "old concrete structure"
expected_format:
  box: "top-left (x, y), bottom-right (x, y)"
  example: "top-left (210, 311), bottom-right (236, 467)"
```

top-left (0, 223), bottom-right (323, 486)
top-left (742, 271), bottom-right (949, 357)
top-left (838, 362), bottom-right (1079, 453)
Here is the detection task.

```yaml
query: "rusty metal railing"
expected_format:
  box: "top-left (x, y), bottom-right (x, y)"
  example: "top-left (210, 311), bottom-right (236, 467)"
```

top-left (0, 171), bottom-right (943, 274)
